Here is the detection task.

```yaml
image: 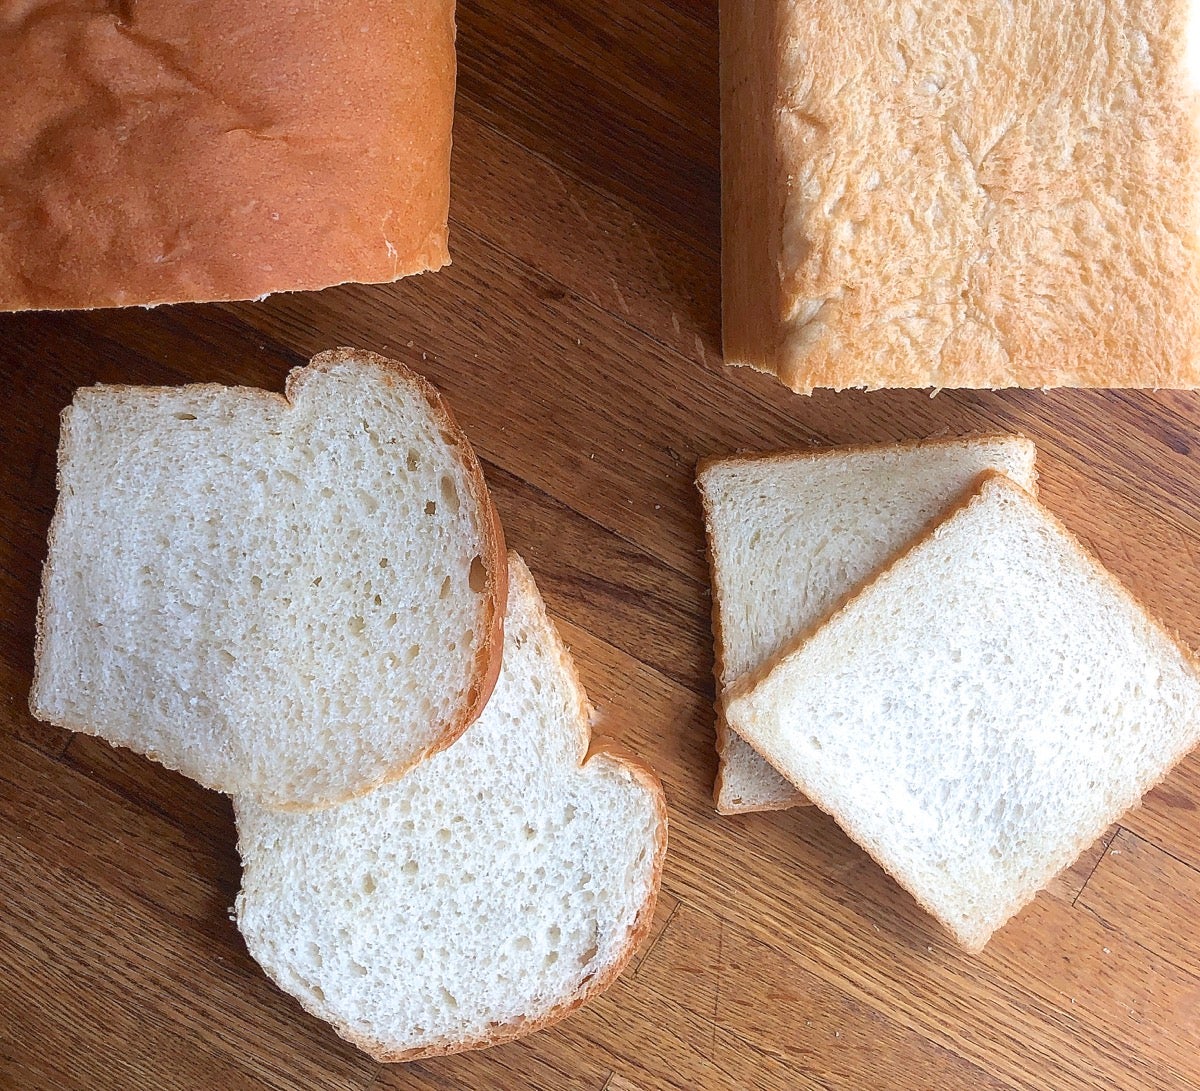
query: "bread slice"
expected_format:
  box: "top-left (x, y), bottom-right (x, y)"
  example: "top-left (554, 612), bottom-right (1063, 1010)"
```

top-left (726, 474), bottom-right (1200, 950)
top-left (30, 349), bottom-right (506, 809)
top-left (722, 0), bottom-right (1200, 391)
top-left (234, 553), bottom-right (667, 1061)
top-left (697, 435), bottom-right (1038, 814)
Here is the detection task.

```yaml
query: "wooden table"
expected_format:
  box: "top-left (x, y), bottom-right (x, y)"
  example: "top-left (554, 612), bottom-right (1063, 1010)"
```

top-left (3, 1), bottom-right (1200, 1088)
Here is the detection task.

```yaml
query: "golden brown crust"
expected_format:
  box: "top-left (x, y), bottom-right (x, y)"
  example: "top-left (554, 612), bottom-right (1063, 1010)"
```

top-left (725, 0), bottom-right (1200, 391)
top-left (0, 0), bottom-right (454, 311)
top-left (695, 433), bottom-right (1038, 486)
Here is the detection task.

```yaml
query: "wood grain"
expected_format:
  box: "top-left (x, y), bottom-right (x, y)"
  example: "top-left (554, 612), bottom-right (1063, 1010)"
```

top-left (3, 0), bottom-right (1200, 1087)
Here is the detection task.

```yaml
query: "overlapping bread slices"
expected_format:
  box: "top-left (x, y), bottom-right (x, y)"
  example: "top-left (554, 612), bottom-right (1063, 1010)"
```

top-left (723, 470), bottom-right (1200, 950)
top-left (697, 435), bottom-right (1037, 813)
top-left (236, 554), bottom-right (667, 1061)
top-left (30, 349), bottom-right (667, 1057)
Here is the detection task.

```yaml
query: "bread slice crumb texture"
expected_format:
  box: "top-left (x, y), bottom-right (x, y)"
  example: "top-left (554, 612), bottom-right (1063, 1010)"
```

top-left (697, 435), bottom-right (1037, 814)
top-left (726, 475), bottom-right (1200, 949)
top-left (234, 554), bottom-right (667, 1061)
top-left (30, 349), bottom-right (506, 808)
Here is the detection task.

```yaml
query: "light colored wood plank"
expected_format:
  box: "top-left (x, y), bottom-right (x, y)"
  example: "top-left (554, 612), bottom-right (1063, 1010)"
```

top-left (642, 903), bottom-right (1016, 1091)
top-left (1122, 752), bottom-right (1200, 873)
top-left (1044, 825), bottom-right (1119, 904)
top-left (377, 1033), bottom-right (610, 1091)
top-left (1078, 828), bottom-right (1200, 978)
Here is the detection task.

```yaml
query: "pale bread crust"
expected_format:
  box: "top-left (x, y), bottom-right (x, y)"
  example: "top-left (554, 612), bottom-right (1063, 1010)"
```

top-left (723, 0), bottom-right (1200, 391)
top-left (30, 348), bottom-right (507, 809)
top-left (0, 0), bottom-right (454, 311)
top-left (237, 555), bottom-right (668, 1062)
top-left (698, 434), bottom-right (1037, 816)
top-left (727, 474), bottom-right (1200, 950)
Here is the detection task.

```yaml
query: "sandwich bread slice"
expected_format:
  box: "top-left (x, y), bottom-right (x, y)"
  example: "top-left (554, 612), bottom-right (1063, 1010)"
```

top-left (697, 436), bottom-right (1037, 814)
top-left (235, 553), bottom-right (668, 1060)
top-left (726, 474), bottom-right (1200, 949)
top-left (31, 349), bottom-right (506, 809)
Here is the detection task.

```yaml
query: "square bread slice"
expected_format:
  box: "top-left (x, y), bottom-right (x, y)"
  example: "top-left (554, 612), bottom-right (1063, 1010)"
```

top-left (235, 553), bottom-right (668, 1061)
top-left (697, 435), bottom-right (1037, 814)
top-left (722, 0), bottom-right (1200, 391)
top-left (725, 474), bottom-right (1200, 949)
top-left (30, 349), bottom-right (507, 809)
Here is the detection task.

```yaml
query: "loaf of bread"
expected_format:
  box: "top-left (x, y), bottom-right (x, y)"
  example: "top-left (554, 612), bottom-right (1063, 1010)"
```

top-left (722, 0), bottom-right (1200, 391)
top-left (726, 474), bottom-right (1200, 949)
top-left (235, 553), bottom-right (667, 1061)
top-left (0, 0), bottom-right (454, 310)
top-left (697, 436), bottom-right (1037, 814)
top-left (31, 349), bottom-right (506, 809)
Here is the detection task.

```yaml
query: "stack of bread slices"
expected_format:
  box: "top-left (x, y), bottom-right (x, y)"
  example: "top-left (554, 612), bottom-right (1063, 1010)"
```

top-left (699, 437), bottom-right (1200, 951)
top-left (30, 348), bottom-right (667, 1060)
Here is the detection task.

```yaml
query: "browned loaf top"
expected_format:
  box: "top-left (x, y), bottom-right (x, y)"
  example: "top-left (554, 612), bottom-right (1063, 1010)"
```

top-left (0, 0), bottom-right (454, 310)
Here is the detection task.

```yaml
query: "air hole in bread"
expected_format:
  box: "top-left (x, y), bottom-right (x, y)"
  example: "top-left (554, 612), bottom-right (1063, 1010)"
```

top-left (309, 984), bottom-right (326, 1002)
top-left (406, 643), bottom-right (420, 661)
top-left (174, 412), bottom-right (197, 421)
top-left (439, 475), bottom-right (460, 514)
top-left (439, 576), bottom-right (451, 600)
top-left (348, 615), bottom-right (365, 636)
top-left (544, 950), bottom-right (559, 967)
top-left (469, 555), bottom-right (487, 593)
top-left (312, 576), bottom-right (323, 588)
top-left (436, 828), bottom-right (451, 844)
top-left (356, 488), bottom-right (379, 515)
top-left (361, 873), bottom-right (377, 895)
top-left (406, 450), bottom-right (419, 471)
top-left (402, 860), bottom-right (419, 875)
top-left (424, 500), bottom-right (437, 516)
top-left (379, 556), bottom-right (389, 568)
top-left (373, 594), bottom-right (382, 606)
top-left (515, 936), bottom-right (532, 951)
top-left (563, 804), bottom-right (576, 823)
top-left (350, 960), bottom-right (368, 977)
top-left (439, 987), bottom-right (459, 1010)
top-left (250, 574), bottom-right (262, 592)
top-left (523, 823), bottom-right (536, 841)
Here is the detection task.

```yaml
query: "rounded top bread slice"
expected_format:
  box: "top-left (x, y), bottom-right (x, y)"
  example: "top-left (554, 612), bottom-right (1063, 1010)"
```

top-left (30, 348), bottom-right (506, 809)
top-left (234, 553), bottom-right (668, 1061)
